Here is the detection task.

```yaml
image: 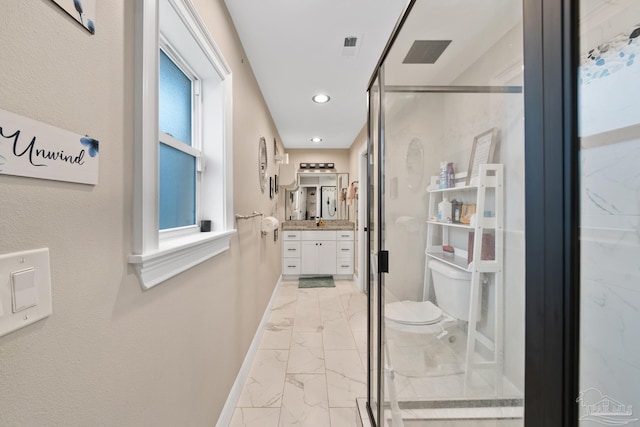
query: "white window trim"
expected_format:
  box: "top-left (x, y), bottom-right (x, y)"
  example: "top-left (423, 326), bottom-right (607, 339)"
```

top-left (130, 0), bottom-right (235, 290)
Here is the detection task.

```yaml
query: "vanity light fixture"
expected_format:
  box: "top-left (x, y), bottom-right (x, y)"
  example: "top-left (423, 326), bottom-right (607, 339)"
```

top-left (311, 137), bottom-right (322, 143)
top-left (312, 94), bottom-right (330, 103)
top-left (300, 162), bottom-right (335, 169)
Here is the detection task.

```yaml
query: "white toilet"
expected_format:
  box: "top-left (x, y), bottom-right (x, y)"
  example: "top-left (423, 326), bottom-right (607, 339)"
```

top-left (385, 259), bottom-right (472, 333)
top-left (384, 259), bottom-right (473, 380)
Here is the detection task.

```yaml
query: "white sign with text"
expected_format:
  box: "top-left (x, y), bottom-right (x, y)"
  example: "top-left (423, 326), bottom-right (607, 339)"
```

top-left (0, 108), bottom-right (99, 185)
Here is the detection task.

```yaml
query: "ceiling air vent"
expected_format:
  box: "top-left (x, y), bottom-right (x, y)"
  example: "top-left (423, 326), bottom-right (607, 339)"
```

top-left (403, 40), bottom-right (452, 64)
top-left (344, 37), bottom-right (357, 47)
top-left (342, 35), bottom-right (361, 57)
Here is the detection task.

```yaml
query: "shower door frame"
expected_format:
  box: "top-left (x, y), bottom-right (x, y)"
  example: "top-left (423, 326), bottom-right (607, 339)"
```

top-left (522, 0), bottom-right (580, 425)
top-left (364, 0), bottom-right (582, 425)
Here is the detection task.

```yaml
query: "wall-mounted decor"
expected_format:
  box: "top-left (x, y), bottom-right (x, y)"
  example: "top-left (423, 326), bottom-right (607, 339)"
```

top-left (269, 176), bottom-right (274, 199)
top-left (258, 137), bottom-right (267, 193)
top-left (0, 108), bottom-right (99, 185)
top-left (51, 0), bottom-right (97, 34)
top-left (466, 128), bottom-right (498, 185)
top-left (273, 137), bottom-right (279, 161)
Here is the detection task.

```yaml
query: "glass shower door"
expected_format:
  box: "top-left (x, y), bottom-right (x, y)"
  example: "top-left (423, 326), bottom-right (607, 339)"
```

top-left (577, 1), bottom-right (640, 424)
top-left (367, 0), bottom-right (526, 424)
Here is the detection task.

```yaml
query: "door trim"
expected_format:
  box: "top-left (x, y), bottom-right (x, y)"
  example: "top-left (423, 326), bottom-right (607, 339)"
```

top-left (358, 141), bottom-right (368, 292)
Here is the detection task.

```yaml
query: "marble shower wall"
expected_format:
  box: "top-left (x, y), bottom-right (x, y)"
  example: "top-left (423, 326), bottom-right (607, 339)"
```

top-left (578, 11), bottom-right (640, 419)
top-left (579, 136), bottom-right (640, 417)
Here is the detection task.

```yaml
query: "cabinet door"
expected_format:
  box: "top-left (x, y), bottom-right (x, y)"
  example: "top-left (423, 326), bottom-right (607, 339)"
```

top-left (300, 241), bottom-right (318, 274)
top-left (317, 241), bottom-right (336, 274)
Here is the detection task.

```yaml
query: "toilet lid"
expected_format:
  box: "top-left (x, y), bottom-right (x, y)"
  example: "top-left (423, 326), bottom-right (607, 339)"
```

top-left (385, 301), bottom-right (442, 325)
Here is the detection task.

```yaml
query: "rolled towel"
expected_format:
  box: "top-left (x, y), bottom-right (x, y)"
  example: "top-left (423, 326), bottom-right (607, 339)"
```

top-left (262, 216), bottom-right (280, 233)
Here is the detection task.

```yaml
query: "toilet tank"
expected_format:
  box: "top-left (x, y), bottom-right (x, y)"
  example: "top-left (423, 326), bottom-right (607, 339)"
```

top-left (428, 259), bottom-right (472, 321)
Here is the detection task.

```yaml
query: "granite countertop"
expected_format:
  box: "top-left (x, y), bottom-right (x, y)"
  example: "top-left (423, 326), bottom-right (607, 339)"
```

top-left (282, 220), bottom-right (355, 231)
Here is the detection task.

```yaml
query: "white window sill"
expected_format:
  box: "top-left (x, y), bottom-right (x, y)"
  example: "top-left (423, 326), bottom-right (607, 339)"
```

top-left (129, 229), bottom-right (237, 289)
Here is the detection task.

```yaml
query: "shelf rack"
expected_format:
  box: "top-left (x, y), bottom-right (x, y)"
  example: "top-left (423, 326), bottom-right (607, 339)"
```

top-left (424, 164), bottom-right (504, 395)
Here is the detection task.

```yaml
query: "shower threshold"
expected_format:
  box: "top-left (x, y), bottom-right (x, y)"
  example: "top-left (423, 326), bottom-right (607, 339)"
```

top-left (356, 397), bottom-right (524, 426)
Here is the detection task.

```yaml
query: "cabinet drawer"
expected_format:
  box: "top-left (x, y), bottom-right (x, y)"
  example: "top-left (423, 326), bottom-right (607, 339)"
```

top-left (337, 241), bottom-right (354, 256)
top-left (283, 258), bottom-right (301, 275)
top-left (336, 258), bottom-right (353, 275)
top-left (301, 230), bottom-right (337, 241)
top-left (283, 241), bottom-right (301, 257)
top-left (336, 230), bottom-right (354, 241)
top-left (283, 231), bottom-right (301, 240)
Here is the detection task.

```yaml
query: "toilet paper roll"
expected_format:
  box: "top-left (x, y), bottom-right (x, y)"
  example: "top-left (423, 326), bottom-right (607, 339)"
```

top-left (395, 216), bottom-right (420, 232)
top-left (261, 216), bottom-right (280, 233)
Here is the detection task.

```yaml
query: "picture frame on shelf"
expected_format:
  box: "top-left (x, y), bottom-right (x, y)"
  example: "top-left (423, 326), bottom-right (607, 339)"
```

top-left (466, 128), bottom-right (498, 185)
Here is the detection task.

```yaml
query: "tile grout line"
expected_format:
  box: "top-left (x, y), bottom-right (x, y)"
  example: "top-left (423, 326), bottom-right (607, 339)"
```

top-left (278, 280), bottom-right (300, 425)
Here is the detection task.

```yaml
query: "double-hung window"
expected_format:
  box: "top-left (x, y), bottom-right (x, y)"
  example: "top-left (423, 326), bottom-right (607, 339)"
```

top-left (130, 0), bottom-right (235, 289)
top-left (159, 47), bottom-right (199, 233)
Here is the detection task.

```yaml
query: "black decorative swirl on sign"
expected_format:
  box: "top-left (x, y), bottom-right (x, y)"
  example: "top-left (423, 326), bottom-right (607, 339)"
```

top-left (0, 127), bottom-right (87, 167)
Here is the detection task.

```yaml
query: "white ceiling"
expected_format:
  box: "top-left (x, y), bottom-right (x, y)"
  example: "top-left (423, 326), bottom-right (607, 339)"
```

top-left (224, 0), bottom-right (407, 149)
top-left (224, 0), bottom-right (637, 150)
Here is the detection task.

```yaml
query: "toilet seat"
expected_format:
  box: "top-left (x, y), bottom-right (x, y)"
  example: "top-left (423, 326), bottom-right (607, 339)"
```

top-left (385, 301), bottom-right (442, 325)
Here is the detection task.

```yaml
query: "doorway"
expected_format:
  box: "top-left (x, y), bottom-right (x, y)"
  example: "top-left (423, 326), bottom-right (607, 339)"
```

top-left (357, 141), bottom-right (368, 293)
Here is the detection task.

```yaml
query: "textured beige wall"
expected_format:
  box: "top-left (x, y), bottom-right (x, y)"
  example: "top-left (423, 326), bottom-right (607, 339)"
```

top-left (0, 1), bottom-right (283, 425)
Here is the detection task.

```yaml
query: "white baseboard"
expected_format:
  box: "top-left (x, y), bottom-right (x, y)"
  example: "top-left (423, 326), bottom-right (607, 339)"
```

top-left (354, 270), bottom-right (365, 292)
top-left (216, 274), bottom-right (283, 426)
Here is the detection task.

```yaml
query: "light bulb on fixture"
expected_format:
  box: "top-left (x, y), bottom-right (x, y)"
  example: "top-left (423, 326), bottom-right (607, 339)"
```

top-left (311, 137), bottom-right (322, 143)
top-left (312, 94), bottom-right (330, 103)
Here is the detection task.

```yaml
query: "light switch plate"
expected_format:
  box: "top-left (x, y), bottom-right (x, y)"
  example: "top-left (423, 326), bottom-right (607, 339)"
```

top-left (0, 248), bottom-right (52, 338)
top-left (12, 268), bottom-right (38, 312)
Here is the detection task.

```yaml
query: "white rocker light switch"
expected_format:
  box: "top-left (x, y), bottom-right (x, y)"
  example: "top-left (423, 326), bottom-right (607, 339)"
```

top-left (12, 268), bottom-right (38, 312)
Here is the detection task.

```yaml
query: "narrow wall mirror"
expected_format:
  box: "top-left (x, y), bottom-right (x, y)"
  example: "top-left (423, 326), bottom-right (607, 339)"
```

top-left (285, 172), bottom-right (349, 220)
top-left (258, 137), bottom-right (267, 192)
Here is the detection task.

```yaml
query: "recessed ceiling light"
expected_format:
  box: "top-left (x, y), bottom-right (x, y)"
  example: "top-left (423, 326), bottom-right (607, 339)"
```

top-left (311, 137), bottom-right (322, 143)
top-left (312, 94), bottom-right (330, 103)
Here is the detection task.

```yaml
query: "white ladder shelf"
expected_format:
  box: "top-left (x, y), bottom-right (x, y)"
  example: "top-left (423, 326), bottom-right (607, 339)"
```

top-left (423, 164), bottom-right (504, 395)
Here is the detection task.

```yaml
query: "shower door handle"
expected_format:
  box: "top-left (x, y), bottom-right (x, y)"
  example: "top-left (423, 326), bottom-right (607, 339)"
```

top-left (378, 250), bottom-right (389, 274)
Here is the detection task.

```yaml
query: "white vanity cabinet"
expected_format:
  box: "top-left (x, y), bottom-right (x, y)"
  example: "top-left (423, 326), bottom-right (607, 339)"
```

top-left (300, 231), bottom-right (337, 275)
top-left (282, 231), bottom-right (301, 275)
top-left (282, 228), bottom-right (354, 277)
top-left (336, 231), bottom-right (354, 275)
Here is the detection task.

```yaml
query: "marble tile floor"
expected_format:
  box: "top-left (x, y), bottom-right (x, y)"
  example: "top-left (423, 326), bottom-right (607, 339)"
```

top-left (230, 279), bottom-right (368, 427)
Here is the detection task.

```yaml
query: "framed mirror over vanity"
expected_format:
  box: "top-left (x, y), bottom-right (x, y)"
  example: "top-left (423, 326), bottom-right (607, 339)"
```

top-left (284, 172), bottom-right (350, 221)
